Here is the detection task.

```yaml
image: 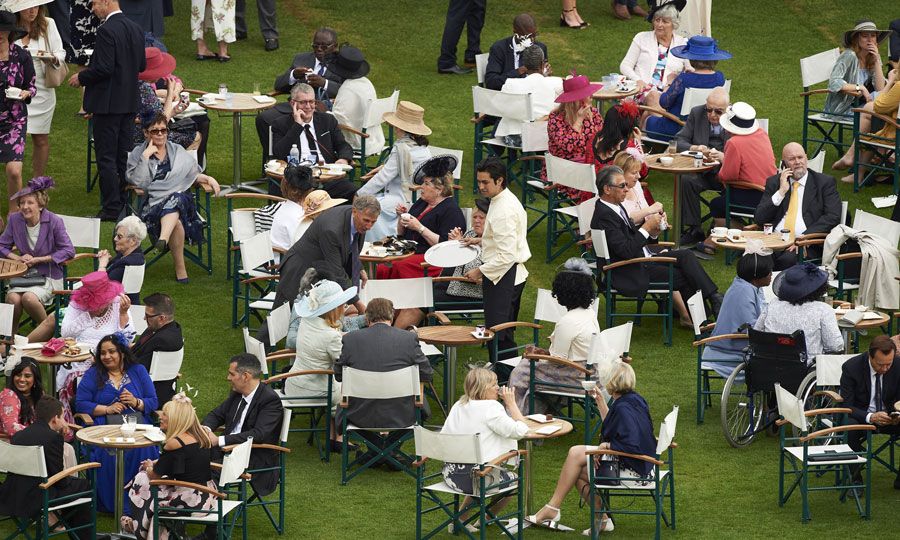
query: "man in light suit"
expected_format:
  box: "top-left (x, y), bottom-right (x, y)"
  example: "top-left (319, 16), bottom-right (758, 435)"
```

top-left (68, 0), bottom-right (145, 221)
top-left (484, 13), bottom-right (548, 91)
top-left (754, 142), bottom-right (842, 269)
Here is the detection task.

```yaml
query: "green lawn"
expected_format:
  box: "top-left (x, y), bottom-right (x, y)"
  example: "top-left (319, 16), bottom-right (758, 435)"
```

top-left (3, 0), bottom-right (900, 538)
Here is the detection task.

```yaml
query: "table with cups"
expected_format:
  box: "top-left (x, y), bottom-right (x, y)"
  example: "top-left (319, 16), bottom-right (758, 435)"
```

top-left (710, 229), bottom-right (794, 252)
top-left (0, 257), bottom-right (28, 297)
top-left (834, 304), bottom-right (890, 352)
top-left (415, 325), bottom-right (494, 406)
top-left (15, 341), bottom-right (94, 395)
top-left (592, 75), bottom-right (640, 113)
top-left (646, 152), bottom-right (719, 247)
top-left (521, 416), bottom-right (575, 521)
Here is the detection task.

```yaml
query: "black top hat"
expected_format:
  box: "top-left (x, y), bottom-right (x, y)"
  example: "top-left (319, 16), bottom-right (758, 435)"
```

top-left (474, 197), bottom-right (490, 214)
top-left (326, 46), bottom-right (370, 80)
top-left (646, 0), bottom-right (687, 22)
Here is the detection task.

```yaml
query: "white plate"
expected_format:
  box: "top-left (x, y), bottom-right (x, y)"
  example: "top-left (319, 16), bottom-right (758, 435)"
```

top-left (143, 430), bottom-right (166, 443)
top-left (315, 163), bottom-right (353, 172)
top-left (526, 414), bottom-right (553, 423)
top-left (424, 240), bottom-right (480, 268)
top-left (535, 425), bottom-right (561, 436)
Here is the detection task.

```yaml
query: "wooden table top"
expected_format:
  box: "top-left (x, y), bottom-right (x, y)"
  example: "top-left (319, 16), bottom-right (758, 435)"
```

top-left (264, 160), bottom-right (347, 183)
top-left (76, 424), bottom-right (160, 449)
top-left (359, 251), bottom-right (415, 264)
top-left (522, 417), bottom-right (574, 441)
top-left (592, 84), bottom-right (639, 100)
top-left (713, 230), bottom-right (793, 251)
top-left (416, 325), bottom-right (495, 346)
top-left (199, 93), bottom-right (277, 113)
top-left (835, 310), bottom-right (890, 330)
top-left (0, 258), bottom-right (28, 280)
top-left (645, 153), bottom-right (719, 174)
top-left (23, 343), bottom-right (93, 365)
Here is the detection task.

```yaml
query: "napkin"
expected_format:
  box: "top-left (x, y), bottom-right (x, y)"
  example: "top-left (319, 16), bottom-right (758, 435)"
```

top-left (535, 425), bottom-right (561, 435)
top-left (872, 195), bottom-right (897, 209)
top-left (41, 338), bottom-right (65, 356)
top-left (252, 95), bottom-right (276, 104)
top-left (102, 437), bottom-right (136, 443)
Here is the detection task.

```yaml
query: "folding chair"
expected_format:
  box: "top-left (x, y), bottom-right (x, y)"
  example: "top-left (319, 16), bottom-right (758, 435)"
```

top-left (355, 89), bottom-right (400, 175)
top-left (851, 104), bottom-right (899, 193)
top-left (793, 354), bottom-right (855, 439)
top-left (234, 231), bottom-right (279, 329)
top-left (413, 425), bottom-right (526, 540)
top-left (474, 53), bottom-right (489, 88)
top-left (148, 347), bottom-right (184, 400)
top-left (57, 215), bottom-right (101, 286)
top-left (471, 86), bottom-right (534, 194)
top-left (121, 264), bottom-right (145, 301)
top-left (800, 48), bottom-right (855, 159)
top-left (339, 365), bottom-right (423, 485)
top-left (264, 360), bottom-right (335, 462)
top-left (543, 154), bottom-right (597, 262)
top-left (586, 406), bottom-right (678, 540)
top-left (722, 181), bottom-right (764, 264)
top-left (224, 193), bottom-right (286, 280)
top-left (0, 302), bottom-right (16, 366)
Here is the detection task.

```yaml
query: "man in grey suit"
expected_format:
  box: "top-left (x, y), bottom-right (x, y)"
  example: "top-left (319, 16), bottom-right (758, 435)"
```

top-left (674, 88), bottom-right (730, 246)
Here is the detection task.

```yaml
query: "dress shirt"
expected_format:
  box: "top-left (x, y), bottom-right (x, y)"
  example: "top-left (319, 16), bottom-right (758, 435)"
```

top-left (288, 58), bottom-right (328, 93)
top-left (270, 200), bottom-right (305, 252)
top-left (866, 363), bottom-right (878, 423)
top-left (598, 198), bottom-right (652, 257)
top-left (102, 9), bottom-right (123, 22)
top-left (480, 188), bottom-right (530, 285)
top-left (218, 383), bottom-right (259, 447)
top-left (297, 120), bottom-right (321, 161)
top-left (440, 399), bottom-right (528, 463)
top-left (771, 171), bottom-right (808, 234)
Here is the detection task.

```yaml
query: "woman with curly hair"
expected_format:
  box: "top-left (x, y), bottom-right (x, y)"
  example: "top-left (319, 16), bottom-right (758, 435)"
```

top-left (509, 258), bottom-right (599, 413)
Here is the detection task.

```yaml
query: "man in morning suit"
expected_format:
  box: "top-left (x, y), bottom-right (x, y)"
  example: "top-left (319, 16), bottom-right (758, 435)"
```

top-left (132, 293), bottom-right (183, 404)
top-left (437, 0), bottom-right (486, 75)
top-left (484, 13), bottom-right (549, 90)
top-left (754, 142), bottom-right (842, 270)
top-left (839, 335), bottom-right (900, 489)
top-left (590, 166), bottom-right (723, 317)
top-left (68, 0), bottom-right (145, 222)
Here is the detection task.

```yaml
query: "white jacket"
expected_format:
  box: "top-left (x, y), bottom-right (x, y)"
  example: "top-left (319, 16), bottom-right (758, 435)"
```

top-left (619, 31), bottom-right (688, 89)
top-left (822, 224), bottom-right (900, 310)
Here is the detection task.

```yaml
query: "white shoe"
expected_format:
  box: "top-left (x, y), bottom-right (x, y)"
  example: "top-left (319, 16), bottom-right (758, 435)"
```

top-left (447, 522), bottom-right (479, 534)
top-left (526, 504), bottom-right (561, 529)
top-left (582, 518), bottom-right (614, 535)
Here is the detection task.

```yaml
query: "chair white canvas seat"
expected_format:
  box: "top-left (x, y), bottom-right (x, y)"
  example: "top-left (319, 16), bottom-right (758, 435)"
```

top-left (785, 444), bottom-right (866, 465)
top-left (807, 112), bottom-right (853, 125)
top-left (164, 500), bottom-right (243, 523)
top-left (347, 422), bottom-right (418, 432)
top-left (240, 268), bottom-right (275, 279)
top-left (424, 479), bottom-right (517, 498)
top-left (554, 206), bottom-right (580, 218)
top-left (274, 389), bottom-right (329, 409)
top-left (419, 342), bottom-right (443, 357)
top-left (596, 470), bottom-right (667, 491)
top-left (535, 389), bottom-right (583, 400)
top-left (249, 291), bottom-right (277, 310)
top-left (527, 179), bottom-right (547, 189)
top-left (480, 136), bottom-right (519, 149)
top-left (497, 355), bottom-right (521, 368)
top-left (48, 497), bottom-right (93, 513)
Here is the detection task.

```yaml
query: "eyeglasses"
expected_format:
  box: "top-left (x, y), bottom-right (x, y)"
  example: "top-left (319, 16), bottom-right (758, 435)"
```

top-left (311, 42), bottom-right (334, 50)
top-left (148, 128), bottom-right (168, 135)
top-left (144, 312), bottom-right (163, 320)
top-left (290, 99), bottom-right (316, 107)
top-left (113, 233), bottom-right (129, 240)
top-left (705, 107), bottom-right (725, 115)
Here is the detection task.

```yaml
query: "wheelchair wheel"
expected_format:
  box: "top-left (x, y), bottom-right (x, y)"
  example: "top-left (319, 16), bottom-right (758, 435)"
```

top-left (721, 361), bottom-right (766, 448)
top-left (794, 370), bottom-right (841, 442)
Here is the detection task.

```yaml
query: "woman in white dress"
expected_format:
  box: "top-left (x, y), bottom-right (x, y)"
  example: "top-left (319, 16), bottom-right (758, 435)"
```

top-left (13, 0), bottom-right (65, 177)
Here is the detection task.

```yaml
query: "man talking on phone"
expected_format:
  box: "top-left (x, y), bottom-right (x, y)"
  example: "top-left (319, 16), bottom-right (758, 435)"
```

top-left (754, 142), bottom-right (841, 270)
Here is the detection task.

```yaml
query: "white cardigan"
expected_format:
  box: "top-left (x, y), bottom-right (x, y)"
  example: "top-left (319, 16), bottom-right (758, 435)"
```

top-left (619, 31), bottom-right (689, 88)
top-left (441, 399), bottom-right (529, 462)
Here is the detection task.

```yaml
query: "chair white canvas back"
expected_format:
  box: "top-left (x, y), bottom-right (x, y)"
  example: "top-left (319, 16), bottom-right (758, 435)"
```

top-left (534, 288), bottom-right (598, 325)
top-left (0, 441), bottom-right (47, 477)
top-left (341, 366), bottom-right (420, 400)
top-left (130, 304), bottom-right (147, 334)
top-left (852, 209), bottom-right (900, 248)
top-left (576, 197), bottom-right (598, 236)
top-left (59, 215), bottom-right (101, 249)
top-left (590, 229), bottom-right (611, 260)
top-left (462, 207), bottom-right (473, 230)
top-left (475, 54), bottom-right (489, 86)
top-left (243, 328), bottom-right (269, 375)
top-left (121, 264), bottom-right (145, 296)
top-left (680, 81), bottom-right (732, 116)
top-left (815, 354), bottom-right (855, 387)
top-left (414, 426), bottom-right (483, 464)
top-left (220, 438), bottom-right (252, 486)
top-left (362, 277), bottom-right (433, 309)
top-left (800, 48), bottom-right (840, 87)
top-left (761, 271), bottom-right (779, 303)
top-left (472, 86), bottom-right (533, 123)
top-left (655, 405), bottom-right (679, 455)
top-left (774, 383), bottom-right (807, 431)
top-left (363, 89), bottom-right (399, 131)
top-left (279, 408), bottom-right (292, 445)
top-left (0, 302), bottom-right (15, 337)
top-left (758, 118), bottom-right (769, 134)
top-left (427, 146), bottom-right (464, 180)
top-left (590, 322), bottom-right (633, 366)
top-left (545, 154), bottom-right (596, 194)
top-left (149, 348), bottom-right (184, 382)
top-left (229, 210), bottom-right (258, 244)
top-left (808, 150), bottom-right (826, 174)
top-left (266, 302), bottom-right (291, 347)
top-left (521, 120), bottom-right (549, 153)
top-left (686, 291), bottom-right (707, 336)
top-left (240, 232), bottom-right (275, 273)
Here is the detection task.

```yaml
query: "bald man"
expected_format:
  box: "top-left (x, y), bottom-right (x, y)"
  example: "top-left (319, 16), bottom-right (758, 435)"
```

top-left (754, 142), bottom-right (842, 269)
top-left (484, 13), bottom-right (549, 90)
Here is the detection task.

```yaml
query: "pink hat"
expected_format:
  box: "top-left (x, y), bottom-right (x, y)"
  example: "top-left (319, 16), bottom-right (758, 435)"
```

top-left (71, 271), bottom-right (124, 312)
top-left (139, 47), bottom-right (176, 82)
top-left (555, 73), bottom-right (603, 103)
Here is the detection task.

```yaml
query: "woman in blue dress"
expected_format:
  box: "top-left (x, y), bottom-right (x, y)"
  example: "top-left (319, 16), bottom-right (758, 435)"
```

top-left (75, 333), bottom-right (160, 514)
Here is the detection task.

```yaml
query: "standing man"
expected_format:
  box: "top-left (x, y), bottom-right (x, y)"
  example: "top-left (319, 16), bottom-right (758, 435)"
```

top-left (132, 293), bottom-right (183, 404)
top-left (484, 13), bottom-right (548, 91)
top-left (235, 0), bottom-right (278, 51)
top-left (437, 0), bottom-right (486, 75)
top-left (463, 158), bottom-right (530, 373)
top-left (68, 0), bottom-right (145, 222)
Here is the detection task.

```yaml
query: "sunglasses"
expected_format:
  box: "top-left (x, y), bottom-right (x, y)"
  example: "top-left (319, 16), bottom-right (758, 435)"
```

top-left (705, 107), bottom-right (726, 115)
top-left (148, 128), bottom-right (168, 135)
top-left (609, 182), bottom-right (628, 189)
top-left (291, 99), bottom-right (316, 107)
top-left (311, 42), bottom-right (335, 50)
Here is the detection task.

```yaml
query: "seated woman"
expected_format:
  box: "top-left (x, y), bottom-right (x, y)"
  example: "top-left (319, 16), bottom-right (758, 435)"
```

top-left (614, 149), bottom-right (662, 225)
top-left (0, 177), bottom-right (74, 335)
top-left (823, 19), bottom-right (888, 120)
top-left (643, 36), bottom-right (729, 140)
top-left (619, 2), bottom-right (688, 100)
top-left (98, 215), bottom-right (147, 304)
top-left (126, 112), bottom-right (220, 283)
top-left (386, 155), bottom-right (466, 279)
top-left (702, 242), bottom-right (773, 377)
top-left (509, 258), bottom-right (599, 413)
top-left (134, 47), bottom-right (199, 150)
top-left (440, 368), bottom-right (528, 531)
top-left (528, 362), bottom-right (656, 534)
top-left (269, 164), bottom-right (316, 253)
top-left (754, 262), bottom-right (844, 357)
top-left (593, 102), bottom-right (655, 205)
top-left (121, 394), bottom-right (216, 539)
top-left (0, 357), bottom-right (44, 438)
top-left (75, 334), bottom-right (159, 514)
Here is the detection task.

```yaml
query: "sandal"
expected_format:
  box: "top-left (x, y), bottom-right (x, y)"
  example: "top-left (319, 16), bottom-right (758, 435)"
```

top-left (217, 55), bottom-right (232, 63)
top-left (195, 53), bottom-right (218, 61)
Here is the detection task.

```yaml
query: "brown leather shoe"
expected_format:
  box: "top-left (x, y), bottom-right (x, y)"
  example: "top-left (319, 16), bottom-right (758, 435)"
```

top-left (612, 1), bottom-right (631, 19)
top-left (630, 5), bottom-right (648, 17)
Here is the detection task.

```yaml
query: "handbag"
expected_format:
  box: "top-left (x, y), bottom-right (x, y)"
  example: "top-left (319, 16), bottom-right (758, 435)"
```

top-left (9, 268), bottom-right (47, 288)
top-left (594, 454), bottom-right (620, 486)
top-left (41, 35), bottom-right (68, 88)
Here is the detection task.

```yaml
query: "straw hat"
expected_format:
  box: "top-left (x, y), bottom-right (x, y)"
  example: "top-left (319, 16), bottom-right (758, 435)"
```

top-left (720, 102), bottom-right (759, 136)
top-left (843, 19), bottom-right (890, 48)
top-left (139, 47), bottom-right (176, 82)
top-left (302, 190), bottom-right (346, 220)
top-left (294, 279), bottom-right (357, 318)
top-left (383, 101), bottom-right (432, 136)
top-left (71, 271), bottom-right (124, 312)
top-left (4, 0), bottom-right (53, 12)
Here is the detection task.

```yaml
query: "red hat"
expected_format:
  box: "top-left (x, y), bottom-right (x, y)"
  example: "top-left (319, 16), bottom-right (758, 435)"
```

top-left (71, 271), bottom-right (124, 312)
top-left (555, 73), bottom-right (603, 104)
top-left (139, 47), bottom-right (176, 82)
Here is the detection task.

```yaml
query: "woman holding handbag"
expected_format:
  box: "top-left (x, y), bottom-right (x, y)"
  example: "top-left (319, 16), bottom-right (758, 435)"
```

top-left (12, 0), bottom-right (66, 177)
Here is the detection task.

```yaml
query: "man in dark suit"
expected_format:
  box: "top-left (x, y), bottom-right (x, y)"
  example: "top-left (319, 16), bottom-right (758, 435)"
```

top-left (201, 354), bottom-right (284, 497)
top-left (484, 13), bottom-right (548, 90)
top-left (839, 335), bottom-right (900, 488)
top-left (437, 0), bottom-right (486, 75)
top-left (235, 0), bottom-right (278, 51)
top-left (674, 88), bottom-right (730, 246)
top-left (754, 142), bottom-right (842, 270)
top-left (68, 0), bottom-right (145, 222)
top-left (132, 293), bottom-right (182, 404)
top-left (590, 166), bottom-right (723, 316)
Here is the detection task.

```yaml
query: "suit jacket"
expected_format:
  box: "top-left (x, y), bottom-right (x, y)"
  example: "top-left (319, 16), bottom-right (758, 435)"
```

top-left (484, 37), bottom-right (548, 91)
top-left (273, 51), bottom-right (343, 98)
top-left (753, 170), bottom-right (842, 235)
top-left (202, 382), bottom-right (283, 495)
top-left (132, 321), bottom-right (184, 404)
top-left (271, 111), bottom-right (354, 164)
top-left (334, 323), bottom-right (432, 428)
top-left (674, 104), bottom-right (731, 153)
top-left (0, 210), bottom-right (75, 280)
top-left (839, 353), bottom-right (900, 424)
top-left (78, 12), bottom-right (145, 114)
top-left (590, 199), bottom-right (655, 298)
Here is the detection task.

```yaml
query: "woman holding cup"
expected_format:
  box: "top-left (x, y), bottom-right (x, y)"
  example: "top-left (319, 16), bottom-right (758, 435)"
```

top-left (0, 10), bottom-right (35, 211)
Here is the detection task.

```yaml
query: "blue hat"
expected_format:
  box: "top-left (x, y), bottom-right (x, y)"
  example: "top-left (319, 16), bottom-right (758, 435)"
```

top-left (671, 36), bottom-right (732, 61)
top-left (295, 280), bottom-right (357, 318)
top-left (772, 263), bottom-right (828, 303)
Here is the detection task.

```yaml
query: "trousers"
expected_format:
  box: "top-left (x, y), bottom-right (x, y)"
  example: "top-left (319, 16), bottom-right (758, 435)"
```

top-left (235, 0), bottom-right (277, 39)
top-left (92, 112), bottom-right (134, 218)
top-left (437, 0), bottom-right (486, 69)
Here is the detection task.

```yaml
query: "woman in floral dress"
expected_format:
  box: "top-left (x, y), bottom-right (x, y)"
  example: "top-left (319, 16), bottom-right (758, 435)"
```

top-left (0, 11), bottom-right (36, 212)
top-left (191, 0), bottom-right (236, 62)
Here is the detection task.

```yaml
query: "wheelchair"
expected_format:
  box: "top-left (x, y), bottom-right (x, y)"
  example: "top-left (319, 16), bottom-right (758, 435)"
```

top-left (720, 328), bottom-right (810, 448)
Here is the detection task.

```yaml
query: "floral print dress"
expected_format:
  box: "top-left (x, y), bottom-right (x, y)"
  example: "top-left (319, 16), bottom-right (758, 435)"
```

top-left (191, 0), bottom-right (237, 44)
top-left (545, 106), bottom-right (603, 203)
top-left (0, 43), bottom-right (36, 163)
top-left (66, 0), bottom-right (100, 65)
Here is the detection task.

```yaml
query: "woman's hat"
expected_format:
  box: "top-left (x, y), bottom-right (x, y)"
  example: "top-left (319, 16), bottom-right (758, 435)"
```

top-left (646, 0), bottom-right (686, 22)
top-left (671, 35), bottom-right (732, 61)
top-left (412, 154), bottom-right (458, 185)
top-left (294, 279), bottom-right (357, 318)
top-left (71, 271), bottom-right (124, 312)
top-left (302, 190), bottom-right (346, 219)
top-left (10, 176), bottom-right (54, 201)
top-left (4, 0), bottom-right (53, 13)
top-left (326, 46), bottom-right (370, 80)
top-left (843, 19), bottom-right (890, 48)
top-left (0, 10), bottom-right (28, 41)
top-left (383, 101), bottom-right (432, 136)
top-left (720, 102), bottom-right (759, 136)
top-left (772, 263), bottom-right (828, 303)
top-left (554, 73), bottom-right (602, 103)
top-left (473, 197), bottom-right (490, 214)
top-left (139, 47), bottom-right (176, 82)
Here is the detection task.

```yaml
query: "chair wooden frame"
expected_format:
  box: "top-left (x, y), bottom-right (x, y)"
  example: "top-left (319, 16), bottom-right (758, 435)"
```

top-left (800, 48), bottom-right (857, 159)
top-left (850, 105), bottom-right (899, 194)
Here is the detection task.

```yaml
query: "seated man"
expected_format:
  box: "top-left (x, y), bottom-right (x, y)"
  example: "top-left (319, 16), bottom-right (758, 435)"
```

top-left (329, 46), bottom-right (386, 156)
top-left (839, 335), bottom-right (900, 489)
top-left (496, 45), bottom-right (562, 146)
top-left (484, 13), bottom-right (548, 91)
top-left (590, 166), bottom-right (723, 317)
top-left (754, 142), bottom-right (841, 270)
top-left (132, 293), bottom-right (183, 404)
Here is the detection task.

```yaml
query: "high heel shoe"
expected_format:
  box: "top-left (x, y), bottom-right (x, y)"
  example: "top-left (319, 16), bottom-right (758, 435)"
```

top-left (582, 517), bottom-right (614, 535)
top-left (526, 504), bottom-right (561, 529)
top-left (560, 8), bottom-right (584, 29)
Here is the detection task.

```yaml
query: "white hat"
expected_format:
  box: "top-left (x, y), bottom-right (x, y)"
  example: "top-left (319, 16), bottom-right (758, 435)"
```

top-left (720, 102), bottom-right (759, 136)
top-left (4, 0), bottom-right (53, 13)
top-left (294, 279), bottom-right (357, 318)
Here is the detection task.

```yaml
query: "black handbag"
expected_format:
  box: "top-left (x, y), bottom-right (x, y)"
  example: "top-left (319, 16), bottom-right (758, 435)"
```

top-left (594, 454), bottom-right (620, 486)
top-left (9, 268), bottom-right (47, 288)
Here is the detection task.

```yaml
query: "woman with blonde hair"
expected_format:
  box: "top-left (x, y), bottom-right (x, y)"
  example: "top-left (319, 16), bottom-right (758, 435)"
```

top-left (613, 150), bottom-right (663, 225)
top-left (122, 394), bottom-right (217, 539)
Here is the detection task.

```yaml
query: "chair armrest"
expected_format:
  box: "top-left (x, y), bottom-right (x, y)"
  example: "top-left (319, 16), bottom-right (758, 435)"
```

top-left (799, 424), bottom-right (876, 443)
top-left (799, 88), bottom-right (834, 97)
top-left (725, 181), bottom-right (764, 192)
top-left (804, 407), bottom-right (851, 417)
top-left (60, 253), bottom-right (97, 266)
top-left (338, 123), bottom-right (368, 138)
top-left (742, 224), bottom-right (759, 231)
top-left (250, 443), bottom-right (291, 453)
top-left (490, 321), bottom-right (542, 333)
top-left (39, 462), bottom-right (101, 490)
top-left (431, 276), bottom-right (477, 284)
top-left (638, 105), bottom-right (684, 126)
top-left (603, 256), bottom-right (676, 272)
top-left (411, 456), bottom-right (428, 469)
top-left (795, 238), bottom-right (825, 248)
top-left (797, 232), bottom-right (828, 240)
top-left (656, 241), bottom-right (675, 247)
top-left (240, 275), bottom-right (279, 285)
top-left (223, 193), bottom-right (287, 203)
top-left (691, 333), bottom-right (748, 347)
top-left (74, 413), bottom-right (94, 427)
top-left (184, 88), bottom-right (209, 96)
top-left (517, 155), bottom-right (545, 163)
top-left (699, 322), bottom-right (716, 333)
top-left (835, 252), bottom-right (862, 261)
top-left (474, 449), bottom-right (528, 476)
top-left (264, 351), bottom-right (296, 364)
top-left (585, 448), bottom-right (664, 466)
top-left (470, 113), bottom-right (486, 124)
top-left (851, 107), bottom-right (900, 129)
top-left (813, 390), bottom-right (843, 402)
top-left (263, 369), bottom-right (334, 385)
top-left (426, 311), bottom-right (451, 325)
top-left (522, 353), bottom-right (592, 375)
top-left (150, 478), bottom-right (225, 498)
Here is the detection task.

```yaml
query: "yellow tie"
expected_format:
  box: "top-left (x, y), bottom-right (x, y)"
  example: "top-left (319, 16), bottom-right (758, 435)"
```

top-left (784, 182), bottom-right (800, 238)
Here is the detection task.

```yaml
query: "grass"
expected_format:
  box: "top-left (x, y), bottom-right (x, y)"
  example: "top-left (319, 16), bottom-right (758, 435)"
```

top-left (2, 0), bottom-right (900, 538)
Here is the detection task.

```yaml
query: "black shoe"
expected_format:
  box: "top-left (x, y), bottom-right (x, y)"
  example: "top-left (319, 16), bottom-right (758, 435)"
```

top-left (236, 30), bottom-right (248, 40)
top-left (463, 57), bottom-right (477, 67)
top-left (680, 227), bottom-right (705, 246)
top-left (438, 65), bottom-right (473, 75)
top-left (708, 293), bottom-right (724, 317)
top-left (94, 212), bottom-right (119, 222)
top-left (264, 38), bottom-right (279, 51)
top-left (154, 238), bottom-right (168, 253)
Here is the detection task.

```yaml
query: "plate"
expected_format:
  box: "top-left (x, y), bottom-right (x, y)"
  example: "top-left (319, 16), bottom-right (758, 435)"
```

top-left (143, 429), bottom-right (166, 443)
top-left (424, 240), bottom-right (480, 268)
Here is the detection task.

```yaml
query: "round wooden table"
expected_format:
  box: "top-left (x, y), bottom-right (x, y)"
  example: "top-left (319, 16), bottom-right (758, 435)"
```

top-left (359, 250), bottom-right (415, 278)
top-left (265, 161), bottom-right (348, 184)
top-left (712, 230), bottom-right (794, 252)
top-left (0, 258), bottom-right (27, 279)
top-left (592, 84), bottom-right (640, 113)
top-left (21, 343), bottom-right (93, 393)
top-left (835, 308), bottom-right (890, 352)
top-left (521, 418), bottom-right (574, 517)
top-left (416, 325), bottom-right (494, 405)
top-left (200, 93), bottom-right (277, 195)
top-left (645, 153), bottom-right (719, 247)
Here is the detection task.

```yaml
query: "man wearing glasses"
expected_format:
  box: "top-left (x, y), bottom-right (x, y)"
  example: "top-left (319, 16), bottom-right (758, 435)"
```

top-left (674, 87), bottom-right (730, 247)
top-left (132, 293), bottom-right (183, 404)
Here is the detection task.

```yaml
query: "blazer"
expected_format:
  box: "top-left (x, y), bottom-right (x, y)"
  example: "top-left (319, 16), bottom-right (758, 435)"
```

top-left (334, 323), bottom-right (433, 429)
top-left (674, 104), bottom-right (730, 153)
top-left (839, 353), bottom-right (900, 424)
top-left (271, 111), bottom-right (353, 164)
top-left (273, 51), bottom-right (344, 98)
top-left (484, 36), bottom-right (548, 91)
top-left (132, 320), bottom-right (183, 404)
top-left (0, 209), bottom-right (75, 280)
top-left (590, 199), bottom-right (655, 298)
top-left (78, 12), bottom-right (145, 114)
top-left (753, 170), bottom-right (842, 235)
top-left (202, 382), bottom-right (283, 495)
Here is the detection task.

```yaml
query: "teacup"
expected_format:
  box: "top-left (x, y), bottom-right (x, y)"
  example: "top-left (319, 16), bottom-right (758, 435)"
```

top-left (581, 380), bottom-right (597, 392)
top-left (659, 156), bottom-right (674, 166)
top-left (727, 228), bottom-right (743, 242)
top-left (710, 227), bottom-right (727, 238)
top-left (400, 212), bottom-right (412, 223)
top-left (5, 87), bottom-right (21, 99)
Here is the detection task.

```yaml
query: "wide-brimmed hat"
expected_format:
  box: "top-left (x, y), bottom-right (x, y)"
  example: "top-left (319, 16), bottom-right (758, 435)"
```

top-left (383, 101), bottom-right (432, 136)
top-left (555, 74), bottom-right (603, 103)
top-left (10, 176), bottom-right (54, 201)
top-left (71, 271), bottom-right (124, 312)
top-left (295, 279), bottom-right (357, 318)
top-left (302, 190), bottom-right (346, 219)
top-left (720, 102), bottom-right (759, 136)
top-left (412, 154), bottom-right (458, 185)
top-left (326, 46), bottom-right (370, 80)
top-left (139, 47), bottom-right (176, 82)
top-left (4, 0), bottom-right (53, 13)
top-left (646, 0), bottom-right (686, 22)
top-left (843, 19), bottom-right (890, 48)
top-left (671, 35), bottom-right (732, 61)
top-left (0, 10), bottom-right (28, 42)
top-left (772, 263), bottom-right (828, 303)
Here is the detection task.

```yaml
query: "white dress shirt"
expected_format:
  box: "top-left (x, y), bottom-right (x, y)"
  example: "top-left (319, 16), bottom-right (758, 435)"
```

top-left (269, 199), bottom-right (305, 252)
top-left (598, 198), bottom-right (652, 257)
top-left (866, 363), bottom-right (878, 423)
top-left (772, 171), bottom-right (808, 234)
top-left (496, 73), bottom-right (563, 136)
top-left (296, 120), bottom-right (322, 162)
top-left (218, 383), bottom-right (259, 447)
top-left (481, 188), bottom-right (530, 285)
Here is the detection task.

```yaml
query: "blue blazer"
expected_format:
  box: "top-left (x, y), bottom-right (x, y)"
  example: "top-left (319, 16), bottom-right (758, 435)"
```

top-left (0, 209), bottom-right (75, 280)
top-left (75, 363), bottom-right (158, 425)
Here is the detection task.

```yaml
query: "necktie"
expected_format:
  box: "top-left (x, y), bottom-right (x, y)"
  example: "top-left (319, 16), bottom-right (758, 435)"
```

top-left (784, 182), bottom-right (800, 237)
top-left (351, 233), bottom-right (363, 288)
top-left (316, 64), bottom-right (326, 100)
top-left (302, 124), bottom-right (318, 162)
top-left (875, 373), bottom-right (883, 412)
top-left (618, 205), bottom-right (631, 227)
top-left (231, 398), bottom-right (247, 431)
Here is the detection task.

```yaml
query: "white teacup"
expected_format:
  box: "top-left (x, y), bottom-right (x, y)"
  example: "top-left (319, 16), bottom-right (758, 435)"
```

top-left (120, 423), bottom-right (136, 437)
top-left (727, 228), bottom-right (743, 242)
top-left (5, 87), bottom-right (21, 99)
top-left (659, 156), bottom-right (674, 166)
top-left (710, 227), bottom-right (727, 238)
top-left (581, 380), bottom-right (597, 392)
top-left (400, 212), bottom-right (412, 222)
